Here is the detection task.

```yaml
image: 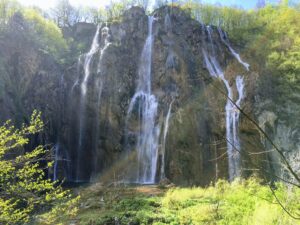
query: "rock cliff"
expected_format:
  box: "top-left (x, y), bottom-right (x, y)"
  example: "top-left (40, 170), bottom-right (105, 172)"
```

top-left (0, 6), bottom-right (297, 185)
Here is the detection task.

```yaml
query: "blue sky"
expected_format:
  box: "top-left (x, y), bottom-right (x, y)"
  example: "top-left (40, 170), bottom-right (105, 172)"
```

top-left (202, 0), bottom-right (284, 9)
top-left (202, 0), bottom-right (257, 9)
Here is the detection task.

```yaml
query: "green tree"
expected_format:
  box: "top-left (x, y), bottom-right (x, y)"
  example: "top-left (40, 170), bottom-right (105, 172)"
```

top-left (23, 8), bottom-right (68, 60)
top-left (50, 0), bottom-right (79, 27)
top-left (0, 111), bottom-right (78, 225)
top-left (0, 0), bottom-right (20, 29)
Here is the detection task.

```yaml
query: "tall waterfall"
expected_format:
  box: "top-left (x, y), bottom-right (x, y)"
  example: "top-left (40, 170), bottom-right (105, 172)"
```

top-left (75, 25), bottom-right (100, 181)
top-left (230, 76), bottom-right (245, 178)
top-left (126, 16), bottom-right (160, 184)
top-left (160, 99), bottom-right (174, 180)
top-left (203, 26), bottom-right (247, 180)
top-left (217, 27), bottom-right (250, 71)
top-left (81, 25), bottom-right (101, 95)
top-left (93, 25), bottom-right (111, 174)
top-left (53, 143), bottom-right (60, 181)
top-left (72, 24), bottom-right (110, 181)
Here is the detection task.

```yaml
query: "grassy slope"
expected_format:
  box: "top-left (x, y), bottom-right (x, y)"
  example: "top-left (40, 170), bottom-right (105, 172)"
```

top-left (65, 178), bottom-right (300, 225)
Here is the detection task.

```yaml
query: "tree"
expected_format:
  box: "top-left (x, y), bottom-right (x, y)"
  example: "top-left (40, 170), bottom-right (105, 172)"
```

top-left (0, 111), bottom-right (78, 225)
top-left (106, 1), bottom-right (127, 21)
top-left (50, 0), bottom-right (79, 27)
top-left (0, 0), bottom-right (20, 29)
top-left (23, 8), bottom-right (68, 60)
top-left (137, 0), bottom-right (150, 10)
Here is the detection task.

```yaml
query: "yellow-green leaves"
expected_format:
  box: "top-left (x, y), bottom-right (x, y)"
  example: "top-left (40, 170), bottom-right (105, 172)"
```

top-left (0, 111), bottom-right (78, 225)
top-left (23, 8), bottom-right (68, 60)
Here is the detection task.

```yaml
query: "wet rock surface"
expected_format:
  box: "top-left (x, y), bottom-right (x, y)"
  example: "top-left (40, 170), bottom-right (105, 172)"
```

top-left (0, 6), bottom-right (297, 185)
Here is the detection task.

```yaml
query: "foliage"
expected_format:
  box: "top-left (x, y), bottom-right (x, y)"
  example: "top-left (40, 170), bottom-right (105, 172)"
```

top-left (0, 0), bottom-right (20, 29)
top-left (23, 8), bottom-right (68, 60)
top-left (50, 0), bottom-right (80, 27)
top-left (256, 3), bottom-right (300, 86)
top-left (74, 178), bottom-right (300, 225)
top-left (0, 111), bottom-right (79, 225)
top-left (50, 0), bottom-right (136, 24)
top-left (178, 1), bottom-right (300, 127)
top-left (0, 1), bottom-right (68, 61)
top-left (245, 2), bottom-right (300, 127)
top-left (0, 0), bottom-right (19, 52)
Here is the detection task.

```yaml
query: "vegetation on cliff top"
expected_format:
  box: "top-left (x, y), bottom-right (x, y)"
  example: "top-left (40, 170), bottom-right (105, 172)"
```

top-left (1, 0), bottom-right (299, 103)
top-left (180, 1), bottom-right (300, 116)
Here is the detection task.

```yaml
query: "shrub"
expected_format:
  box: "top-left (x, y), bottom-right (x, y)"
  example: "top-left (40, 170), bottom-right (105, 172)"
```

top-left (0, 111), bottom-right (78, 225)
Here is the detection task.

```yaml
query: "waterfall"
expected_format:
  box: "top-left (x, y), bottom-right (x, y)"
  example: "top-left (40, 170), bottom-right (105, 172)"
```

top-left (93, 25), bottom-right (111, 176)
top-left (160, 99), bottom-right (174, 180)
top-left (225, 76), bottom-right (245, 179)
top-left (126, 16), bottom-right (160, 184)
top-left (217, 27), bottom-right (250, 71)
top-left (53, 72), bottom-right (66, 181)
top-left (72, 24), bottom-right (110, 182)
top-left (202, 49), bottom-right (217, 78)
top-left (53, 143), bottom-right (60, 181)
top-left (206, 26), bottom-right (216, 56)
top-left (164, 13), bottom-right (172, 32)
top-left (233, 76), bottom-right (245, 168)
top-left (81, 25), bottom-right (101, 95)
top-left (71, 56), bottom-right (83, 93)
top-left (203, 26), bottom-right (247, 181)
top-left (78, 25), bottom-right (101, 143)
top-left (53, 142), bottom-right (72, 181)
top-left (75, 25), bottom-right (100, 181)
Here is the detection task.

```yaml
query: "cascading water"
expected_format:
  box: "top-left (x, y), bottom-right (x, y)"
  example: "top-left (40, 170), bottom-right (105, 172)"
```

top-left (164, 13), bottom-right (172, 32)
top-left (203, 26), bottom-right (247, 180)
top-left (126, 16), bottom-right (160, 184)
top-left (75, 25), bottom-right (101, 181)
top-left (53, 143), bottom-right (60, 181)
top-left (217, 27), bottom-right (250, 71)
top-left (96, 25), bottom-right (111, 101)
top-left (72, 23), bottom-right (111, 181)
top-left (216, 29), bottom-right (247, 177)
top-left (231, 76), bottom-right (245, 177)
top-left (53, 73), bottom-right (66, 181)
top-left (81, 25), bottom-right (101, 95)
top-left (160, 99), bottom-right (174, 180)
top-left (202, 49), bottom-right (216, 77)
top-left (92, 25), bottom-right (111, 175)
top-left (207, 26), bottom-right (216, 56)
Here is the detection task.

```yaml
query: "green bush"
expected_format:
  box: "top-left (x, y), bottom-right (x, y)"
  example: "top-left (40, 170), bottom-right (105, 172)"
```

top-left (23, 8), bottom-right (68, 61)
top-left (0, 111), bottom-right (79, 225)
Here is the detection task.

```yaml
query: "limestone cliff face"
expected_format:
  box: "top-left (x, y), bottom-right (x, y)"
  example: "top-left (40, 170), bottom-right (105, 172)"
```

top-left (57, 6), bottom-right (266, 184)
top-left (0, 7), bottom-right (297, 185)
top-left (254, 92), bottom-right (300, 182)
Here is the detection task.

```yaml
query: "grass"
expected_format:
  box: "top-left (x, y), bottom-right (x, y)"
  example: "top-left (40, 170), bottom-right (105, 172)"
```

top-left (68, 178), bottom-right (300, 225)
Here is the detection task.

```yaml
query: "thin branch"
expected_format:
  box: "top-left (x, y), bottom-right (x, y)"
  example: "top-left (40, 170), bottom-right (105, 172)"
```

top-left (269, 186), bottom-right (300, 220)
top-left (193, 74), bottom-right (300, 185)
top-left (209, 151), bottom-right (228, 161)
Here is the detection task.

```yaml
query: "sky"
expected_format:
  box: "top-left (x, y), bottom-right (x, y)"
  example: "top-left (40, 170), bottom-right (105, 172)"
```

top-left (16, 0), bottom-right (262, 10)
top-left (203, 0), bottom-right (257, 8)
top-left (17, 0), bottom-right (110, 10)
